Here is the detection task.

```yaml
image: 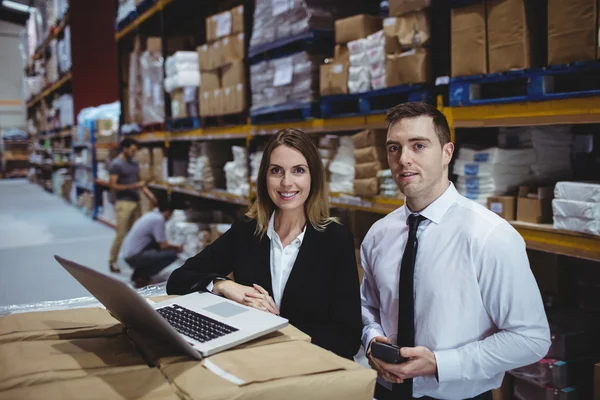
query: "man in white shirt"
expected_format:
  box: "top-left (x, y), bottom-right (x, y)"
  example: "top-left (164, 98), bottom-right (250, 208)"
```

top-left (361, 102), bottom-right (551, 400)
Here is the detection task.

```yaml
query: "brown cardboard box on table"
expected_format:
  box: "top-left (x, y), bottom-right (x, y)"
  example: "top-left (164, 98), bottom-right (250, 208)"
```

top-left (0, 307), bottom-right (122, 344)
top-left (335, 14), bottom-right (382, 44)
top-left (221, 60), bottom-right (245, 88)
top-left (334, 44), bottom-right (350, 64)
top-left (160, 340), bottom-right (377, 400)
top-left (320, 63), bottom-right (349, 96)
top-left (451, 2), bottom-right (488, 77)
top-left (397, 11), bottom-right (431, 50)
top-left (352, 129), bottom-right (386, 149)
top-left (355, 146), bottom-right (387, 163)
top-left (516, 186), bottom-right (554, 223)
top-left (487, 196), bottom-right (516, 220)
top-left (386, 49), bottom-right (431, 86)
top-left (487, 0), bottom-right (542, 73)
top-left (389, 0), bottom-right (432, 17)
top-left (548, 0), bottom-right (598, 65)
top-left (201, 70), bottom-right (221, 91)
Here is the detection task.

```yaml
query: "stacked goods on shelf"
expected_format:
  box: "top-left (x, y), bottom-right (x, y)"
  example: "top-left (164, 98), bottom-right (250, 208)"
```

top-left (318, 135), bottom-right (339, 181)
top-left (57, 26), bottom-right (72, 75)
top-left (553, 182), bottom-right (600, 236)
top-left (250, 0), bottom-right (358, 49)
top-left (135, 147), bottom-right (152, 184)
top-left (165, 52), bottom-right (200, 119)
top-left (451, 1), bottom-right (487, 77)
top-left (328, 136), bottom-right (355, 194)
top-left (140, 38), bottom-right (165, 124)
top-left (377, 169), bottom-right (403, 199)
top-left (152, 147), bottom-right (166, 184)
top-left (224, 146), bottom-right (249, 197)
top-left (198, 6), bottom-right (246, 117)
top-left (187, 142), bottom-right (228, 191)
top-left (530, 126), bottom-right (574, 183)
top-left (335, 15), bottom-right (381, 93)
top-left (250, 51), bottom-right (324, 110)
top-left (353, 130), bottom-right (388, 197)
top-left (547, 0), bottom-right (599, 65)
top-left (250, 150), bottom-right (263, 185)
top-left (453, 145), bottom-right (535, 207)
top-left (166, 210), bottom-right (211, 259)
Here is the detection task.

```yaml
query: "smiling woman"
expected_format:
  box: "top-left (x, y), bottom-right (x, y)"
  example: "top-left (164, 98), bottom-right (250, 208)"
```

top-left (167, 128), bottom-right (363, 360)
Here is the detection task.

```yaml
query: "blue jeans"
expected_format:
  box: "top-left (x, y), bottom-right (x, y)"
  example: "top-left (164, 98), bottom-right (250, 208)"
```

top-left (126, 248), bottom-right (178, 279)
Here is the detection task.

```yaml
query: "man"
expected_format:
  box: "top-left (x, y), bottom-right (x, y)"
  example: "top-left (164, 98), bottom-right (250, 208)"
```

top-left (108, 138), bottom-right (157, 273)
top-left (121, 199), bottom-right (183, 288)
top-left (361, 102), bottom-right (550, 400)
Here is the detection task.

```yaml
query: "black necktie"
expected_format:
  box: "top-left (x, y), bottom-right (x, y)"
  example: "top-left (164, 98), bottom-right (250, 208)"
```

top-left (394, 213), bottom-right (426, 399)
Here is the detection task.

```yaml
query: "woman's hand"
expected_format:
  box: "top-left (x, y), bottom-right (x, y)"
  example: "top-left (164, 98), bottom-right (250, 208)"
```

top-left (212, 280), bottom-right (256, 304)
top-left (243, 284), bottom-right (280, 315)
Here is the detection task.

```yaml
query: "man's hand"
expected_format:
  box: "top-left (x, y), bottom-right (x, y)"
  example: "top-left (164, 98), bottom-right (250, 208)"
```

top-left (213, 280), bottom-right (256, 304)
top-left (243, 284), bottom-right (279, 315)
top-left (367, 337), bottom-right (404, 384)
top-left (377, 346), bottom-right (438, 381)
top-left (135, 181), bottom-right (147, 189)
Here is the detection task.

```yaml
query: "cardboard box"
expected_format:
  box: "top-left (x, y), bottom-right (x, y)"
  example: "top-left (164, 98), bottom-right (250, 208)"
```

top-left (352, 129), bottom-right (387, 149)
top-left (354, 146), bottom-right (387, 163)
top-left (487, 0), bottom-right (541, 73)
top-left (451, 2), bottom-right (488, 77)
top-left (207, 6), bottom-right (244, 42)
top-left (386, 49), bottom-right (431, 86)
top-left (355, 161), bottom-right (388, 179)
top-left (389, 0), bottom-right (432, 17)
top-left (198, 42), bottom-right (222, 71)
top-left (320, 63), bottom-right (349, 96)
top-left (220, 33), bottom-right (245, 66)
top-left (0, 336), bottom-right (148, 391)
top-left (170, 88), bottom-right (187, 118)
top-left (146, 36), bottom-right (194, 54)
top-left (146, 37), bottom-right (162, 53)
top-left (160, 341), bottom-right (377, 400)
top-left (487, 196), bottom-right (516, 220)
top-left (354, 178), bottom-right (379, 197)
top-left (201, 70), bottom-right (221, 91)
top-left (0, 307), bottom-right (122, 344)
top-left (221, 60), bottom-right (245, 88)
top-left (335, 14), bottom-right (382, 44)
top-left (548, 0), bottom-right (597, 65)
top-left (334, 44), bottom-right (350, 64)
top-left (198, 44), bottom-right (210, 71)
top-left (516, 186), bottom-right (554, 224)
top-left (397, 10), bottom-right (431, 49)
top-left (0, 367), bottom-right (180, 400)
top-left (594, 363), bottom-right (600, 400)
top-left (383, 18), bottom-right (403, 54)
top-left (200, 90), bottom-right (211, 117)
top-left (222, 83), bottom-right (246, 114)
top-left (212, 88), bottom-right (224, 116)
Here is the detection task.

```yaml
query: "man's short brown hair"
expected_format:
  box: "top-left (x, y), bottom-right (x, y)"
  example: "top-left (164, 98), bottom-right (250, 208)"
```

top-left (386, 102), bottom-right (451, 146)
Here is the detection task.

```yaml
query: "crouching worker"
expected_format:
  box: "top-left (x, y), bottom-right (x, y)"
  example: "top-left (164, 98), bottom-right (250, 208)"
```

top-left (121, 199), bottom-right (183, 288)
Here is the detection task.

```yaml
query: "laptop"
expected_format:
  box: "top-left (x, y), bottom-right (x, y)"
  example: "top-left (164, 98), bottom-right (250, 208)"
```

top-left (54, 255), bottom-right (288, 360)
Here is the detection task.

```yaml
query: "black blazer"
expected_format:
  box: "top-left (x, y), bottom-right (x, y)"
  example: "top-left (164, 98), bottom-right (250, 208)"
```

top-left (167, 218), bottom-right (362, 359)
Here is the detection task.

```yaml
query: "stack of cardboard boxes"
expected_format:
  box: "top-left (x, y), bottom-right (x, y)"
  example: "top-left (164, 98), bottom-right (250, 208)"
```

top-left (318, 135), bottom-right (340, 181)
top-left (352, 129), bottom-right (388, 198)
top-left (198, 6), bottom-right (246, 118)
top-left (452, 0), bottom-right (599, 78)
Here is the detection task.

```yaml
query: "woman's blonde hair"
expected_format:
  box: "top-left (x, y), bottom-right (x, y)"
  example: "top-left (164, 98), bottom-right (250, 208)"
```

top-left (246, 128), bottom-right (337, 237)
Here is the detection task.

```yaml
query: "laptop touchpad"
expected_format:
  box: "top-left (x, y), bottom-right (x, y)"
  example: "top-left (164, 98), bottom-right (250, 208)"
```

top-left (204, 302), bottom-right (248, 318)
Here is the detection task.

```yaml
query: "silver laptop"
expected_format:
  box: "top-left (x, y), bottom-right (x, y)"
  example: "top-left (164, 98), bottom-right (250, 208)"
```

top-left (55, 255), bottom-right (288, 360)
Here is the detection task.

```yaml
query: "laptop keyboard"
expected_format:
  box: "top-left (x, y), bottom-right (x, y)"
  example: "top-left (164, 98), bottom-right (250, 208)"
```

top-left (157, 304), bottom-right (238, 343)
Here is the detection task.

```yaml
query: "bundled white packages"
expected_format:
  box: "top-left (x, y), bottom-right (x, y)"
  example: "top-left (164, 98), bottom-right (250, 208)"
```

top-left (377, 169), bottom-right (402, 198)
top-left (348, 66), bottom-right (370, 94)
top-left (554, 181), bottom-right (600, 203)
top-left (164, 71), bottom-right (201, 93)
top-left (498, 127), bottom-right (533, 149)
top-left (348, 39), bottom-right (368, 55)
top-left (552, 199), bottom-right (600, 220)
top-left (366, 30), bottom-right (386, 88)
top-left (453, 160), bottom-right (529, 177)
top-left (349, 52), bottom-right (370, 67)
top-left (554, 217), bottom-right (600, 236)
top-left (329, 136), bottom-right (355, 194)
top-left (250, 151), bottom-right (263, 183)
top-left (224, 146), bottom-right (249, 197)
top-left (165, 52), bottom-right (200, 93)
top-left (457, 147), bottom-right (536, 165)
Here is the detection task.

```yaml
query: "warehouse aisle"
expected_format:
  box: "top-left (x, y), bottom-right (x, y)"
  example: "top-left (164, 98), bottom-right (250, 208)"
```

top-left (0, 180), bottom-right (116, 307)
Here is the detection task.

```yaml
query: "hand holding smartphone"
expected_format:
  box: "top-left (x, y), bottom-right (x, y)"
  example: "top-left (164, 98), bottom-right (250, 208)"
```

top-left (370, 342), bottom-right (408, 364)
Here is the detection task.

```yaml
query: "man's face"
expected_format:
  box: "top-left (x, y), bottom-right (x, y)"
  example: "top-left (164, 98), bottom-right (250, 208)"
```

top-left (386, 116), bottom-right (454, 200)
top-left (123, 144), bottom-right (138, 159)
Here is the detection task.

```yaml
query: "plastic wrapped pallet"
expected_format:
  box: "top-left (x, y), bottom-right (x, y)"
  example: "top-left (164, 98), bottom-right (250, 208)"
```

top-left (164, 52), bottom-right (200, 93)
top-left (250, 51), bottom-right (324, 110)
top-left (140, 51), bottom-right (165, 124)
top-left (554, 182), bottom-right (600, 203)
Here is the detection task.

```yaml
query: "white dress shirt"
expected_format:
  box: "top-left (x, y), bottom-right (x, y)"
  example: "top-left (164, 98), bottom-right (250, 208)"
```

top-left (208, 213), bottom-right (306, 310)
top-left (360, 183), bottom-right (550, 399)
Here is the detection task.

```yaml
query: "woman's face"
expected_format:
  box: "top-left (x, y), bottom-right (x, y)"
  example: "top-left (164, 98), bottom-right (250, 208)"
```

top-left (266, 145), bottom-right (311, 213)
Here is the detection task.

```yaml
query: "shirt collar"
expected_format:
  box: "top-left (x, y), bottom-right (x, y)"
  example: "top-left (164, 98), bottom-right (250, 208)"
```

top-left (266, 212), bottom-right (307, 245)
top-left (403, 182), bottom-right (458, 225)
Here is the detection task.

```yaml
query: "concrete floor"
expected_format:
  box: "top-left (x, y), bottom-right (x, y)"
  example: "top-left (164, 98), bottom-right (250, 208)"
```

top-left (0, 180), bottom-right (126, 307)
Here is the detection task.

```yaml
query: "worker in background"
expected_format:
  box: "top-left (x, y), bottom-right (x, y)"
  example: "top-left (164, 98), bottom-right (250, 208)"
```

top-left (108, 138), bottom-right (157, 273)
top-left (361, 102), bottom-right (551, 400)
top-left (121, 198), bottom-right (183, 288)
top-left (166, 128), bottom-right (363, 360)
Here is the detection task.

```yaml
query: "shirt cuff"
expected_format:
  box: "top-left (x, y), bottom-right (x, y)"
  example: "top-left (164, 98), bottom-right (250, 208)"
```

top-left (433, 348), bottom-right (462, 383)
top-left (362, 326), bottom-right (386, 353)
top-left (206, 278), bottom-right (226, 294)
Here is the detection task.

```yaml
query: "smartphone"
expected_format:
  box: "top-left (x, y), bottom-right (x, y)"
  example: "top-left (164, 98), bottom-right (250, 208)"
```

top-left (371, 342), bottom-right (408, 364)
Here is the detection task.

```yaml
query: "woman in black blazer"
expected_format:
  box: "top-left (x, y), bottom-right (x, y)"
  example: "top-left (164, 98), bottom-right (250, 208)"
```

top-left (167, 128), bottom-right (362, 360)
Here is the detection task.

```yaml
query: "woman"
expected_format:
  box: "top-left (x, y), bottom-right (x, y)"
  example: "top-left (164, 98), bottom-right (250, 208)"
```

top-left (167, 128), bottom-right (362, 359)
